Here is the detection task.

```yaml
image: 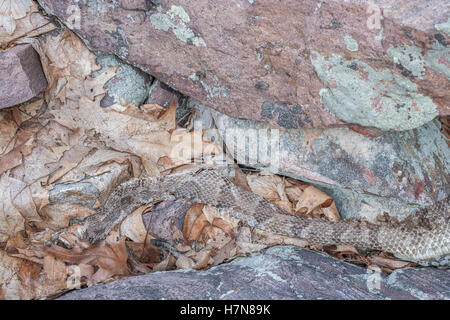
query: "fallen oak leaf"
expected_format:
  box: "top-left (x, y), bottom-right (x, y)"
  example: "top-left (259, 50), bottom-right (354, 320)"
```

top-left (186, 213), bottom-right (210, 243)
top-left (211, 218), bottom-right (234, 239)
top-left (5, 240), bottom-right (46, 265)
top-left (45, 237), bottom-right (130, 284)
top-left (182, 203), bottom-right (205, 241)
top-left (153, 254), bottom-right (176, 272)
top-left (368, 254), bottom-right (416, 270)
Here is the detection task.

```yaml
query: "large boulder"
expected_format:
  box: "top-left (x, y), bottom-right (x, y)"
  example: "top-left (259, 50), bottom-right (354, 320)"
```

top-left (37, 0), bottom-right (449, 131)
top-left (58, 246), bottom-right (450, 300)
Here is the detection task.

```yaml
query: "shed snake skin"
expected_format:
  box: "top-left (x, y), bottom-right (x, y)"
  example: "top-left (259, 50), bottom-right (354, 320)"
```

top-left (75, 169), bottom-right (450, 262)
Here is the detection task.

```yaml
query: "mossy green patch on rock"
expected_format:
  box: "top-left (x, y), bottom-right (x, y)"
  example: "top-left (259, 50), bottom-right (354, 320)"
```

top-left (310, 52), bottom-right (439, 131)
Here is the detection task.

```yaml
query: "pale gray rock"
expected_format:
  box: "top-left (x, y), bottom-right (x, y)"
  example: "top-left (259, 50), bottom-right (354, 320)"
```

top-left (190, 100), bottom-right (449, 221)
top-left (58, 246), bottom-right (450, 300)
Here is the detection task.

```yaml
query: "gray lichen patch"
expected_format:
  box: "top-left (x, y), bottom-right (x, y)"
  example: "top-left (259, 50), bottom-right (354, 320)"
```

top-left (425, 41), bottom-right (450, 79)
top-left (310, 52), bottom-right (439, 131)
top-left (344, 35), bottom-right (359, 52)
top-left (387, 44), bottom-right (426, 79)
top-left (91, 53), bottom-right (152, 108)
top-left (199, 75), bottom-right (230, 102)
top-left (261, 102), bottom-right (310, 129)
top-left (435, 18), bottom-right (450, 36)
top-left (150, 5), bottom-right (206, 47)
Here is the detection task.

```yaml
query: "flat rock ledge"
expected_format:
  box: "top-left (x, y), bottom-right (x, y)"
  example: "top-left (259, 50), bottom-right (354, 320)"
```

top-left (59, 246), bottom-right (450, 300)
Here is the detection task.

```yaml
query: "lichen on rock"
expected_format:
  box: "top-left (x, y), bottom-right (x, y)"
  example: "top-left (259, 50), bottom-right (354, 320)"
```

top-left (310, 51), bottom-right (439, 131)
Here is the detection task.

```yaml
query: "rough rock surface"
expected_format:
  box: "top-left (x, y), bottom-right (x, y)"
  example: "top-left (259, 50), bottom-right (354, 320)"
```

top-left (58, 246), bottom-right (450, 300)
top-left (38, 0), bottom-right (449, 130)
top-left (191, 100), bottom-right (449, 219)
top-left (146, 79), bottom-right (184, 108)
top-left (91, 52), bottom-right (152, 109)
top-left (0, 44), bottom-right (48, 109)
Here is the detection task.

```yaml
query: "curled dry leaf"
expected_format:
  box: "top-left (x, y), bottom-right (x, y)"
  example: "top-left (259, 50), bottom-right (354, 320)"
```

top-left (175, 253), bottom-right (195, 270)
top-left (295, 186), bottom-right (340, 221)
top-left (245, 171), bottom-right (340, 221)
top-left (153, 254), bottom-right (176, 272)
top-left (211, 218), bottom-right (234, 239)
top-left (187, 213), bottom-right (210, 243)
top-left (183, 203), bottom-right (205, 241)
top-left (120, 207), bottom-right (150, 243)
top-left (368, 254), bottom-right (416, 271)
top-left (45, 236), bottom-right (130, 285)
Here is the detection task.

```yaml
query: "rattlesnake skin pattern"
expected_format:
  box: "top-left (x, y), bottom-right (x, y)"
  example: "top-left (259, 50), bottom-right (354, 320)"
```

top-left (78, 169), bottom-right (450, 262)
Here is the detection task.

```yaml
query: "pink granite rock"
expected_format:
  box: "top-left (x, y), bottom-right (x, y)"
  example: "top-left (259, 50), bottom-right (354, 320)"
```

top-left (38, 0), bottom-right (449, 131)
top-left (0, 44), bottom-right (48, 109)
top-left (146, 80), bottom-right (184, 108)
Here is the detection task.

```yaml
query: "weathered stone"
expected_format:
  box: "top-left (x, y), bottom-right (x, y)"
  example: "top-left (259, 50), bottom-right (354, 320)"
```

top-left (38, 0), bottom-right (449, 130)
top-left (49, 182), bottom-right (100, 210)
top-left (191, 99), bottom-right (449, 220)
top-left (58, 246), bottom-right (450, 300)
top-left (0, 44), bottom-right (48, 109)
top-left (91, 52), bottom-right (152, 109)
top-left (146, 80), bottom-right (184, 108)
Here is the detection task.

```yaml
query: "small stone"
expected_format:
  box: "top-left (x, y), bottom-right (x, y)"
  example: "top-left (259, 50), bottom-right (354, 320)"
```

top-left (146, 80), bottom-right (184, 108)
top-left (91, 52), bottom-right (152, 109)
top-left (0, 44), bottom-right (48, 109)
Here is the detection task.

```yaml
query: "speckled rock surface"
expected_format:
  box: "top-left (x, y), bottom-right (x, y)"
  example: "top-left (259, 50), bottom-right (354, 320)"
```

top-left (58, 246), bottom-right (450, 300)
top-left (191, 100), bottom-right (449, 219)
top-left (0, 44), bottom-right (48, 109)
top-left (146, 79), bottom-right (185, 108)
top-left (37, 0), bottom-right (449, 130)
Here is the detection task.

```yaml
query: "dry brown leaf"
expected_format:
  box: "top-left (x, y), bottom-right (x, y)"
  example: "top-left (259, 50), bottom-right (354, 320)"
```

top-left (45, 236), bottom-right (130, 285)
top-left (294, 186), bottom-right (340, 221)
top-left (43, 255), bottom-right (67, 282)
top-left (175, 254), bottom-right (195, 269)
top-left (230, 168), bottom-right (252, 191)
top-left (0, 1), bottom-right (30, 38)
top-left (212, 239), bottom-right (236, 266)
top-left (153, 254), bottom-right (176, 272)
top-left (246, 172), bottom-right (286, 203)
top-left (192, 250), bottom-right (211, 270)
top-left (0, 124), bottom-right (36, 175)
top-left (120, 207), bottom-right (150, 243)
top-left (368, 254), bottom-right (416, 270)
top-left (125, 240), bottom-right (161, 265)
top-left (0, 4), bottom-right (56, 49)
top-left (187, 214), bottom-right (210, 243)
top-left (211, 218), bottom-right (235, 238)
top-left (183, 203), bottom-right (205, 240)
